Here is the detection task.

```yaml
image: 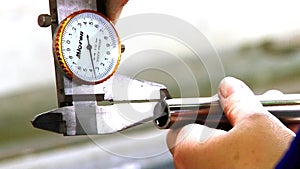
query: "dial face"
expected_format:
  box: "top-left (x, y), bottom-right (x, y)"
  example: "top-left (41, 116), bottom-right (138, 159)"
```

top-left (54, 10), bottom-right (121, 84)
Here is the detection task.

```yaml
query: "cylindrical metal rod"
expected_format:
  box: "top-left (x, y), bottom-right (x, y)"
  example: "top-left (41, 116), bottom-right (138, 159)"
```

top-left (154, 94), bottom-right (300, 131)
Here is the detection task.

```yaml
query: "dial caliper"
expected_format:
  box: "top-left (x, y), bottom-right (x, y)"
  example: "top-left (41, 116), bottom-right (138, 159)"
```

top-left (33, 0), bottom-right (171, 135)
top-left (32, 0), bottom-right (300, 136)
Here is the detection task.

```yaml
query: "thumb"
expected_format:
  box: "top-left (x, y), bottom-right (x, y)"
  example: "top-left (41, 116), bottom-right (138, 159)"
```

top-left (218, 77), bottom-right (268, 126)
top-left (104, 0), bottom-right (129, 22)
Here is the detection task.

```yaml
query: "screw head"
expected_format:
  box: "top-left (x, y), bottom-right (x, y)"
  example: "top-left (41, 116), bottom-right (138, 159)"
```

top-left (121, 44), bottom-right (125, 53)
top-left (38, 14), bottom-right (52, 27)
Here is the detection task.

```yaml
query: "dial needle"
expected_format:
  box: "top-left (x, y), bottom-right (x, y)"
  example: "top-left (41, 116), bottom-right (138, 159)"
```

top-left (86, 34), bottom-right (97, 79)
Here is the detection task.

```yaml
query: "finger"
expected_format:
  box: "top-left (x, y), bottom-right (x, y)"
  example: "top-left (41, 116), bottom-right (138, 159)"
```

top-left (104, 0), bottom-right (129, 22)
top-left (166, 124), bottom-right (226, 168)
top-left (166, 124), bottom-right (226, 156)
top-left (166, 129), bottom-right (180, 155)
top-left (218, 77), bottom-right (269, 126)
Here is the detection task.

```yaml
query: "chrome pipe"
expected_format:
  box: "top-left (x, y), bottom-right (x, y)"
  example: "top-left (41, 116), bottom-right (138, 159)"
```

top-left (154, 94), bottom-right (300, 130)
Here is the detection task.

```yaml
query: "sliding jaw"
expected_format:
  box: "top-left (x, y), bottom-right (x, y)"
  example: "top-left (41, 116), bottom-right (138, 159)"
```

top-left (32, 74), bottom-right (171, 135)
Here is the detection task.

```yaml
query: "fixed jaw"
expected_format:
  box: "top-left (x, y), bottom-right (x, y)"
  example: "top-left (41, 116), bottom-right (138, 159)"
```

top-left (32, 75), bottom-right (171, 135)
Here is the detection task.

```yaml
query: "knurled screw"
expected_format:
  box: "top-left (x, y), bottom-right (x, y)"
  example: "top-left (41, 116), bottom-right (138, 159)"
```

top-left (121, 44), bottom-right (125, 53)
top-left (38, 14), bottom-right (52, 27)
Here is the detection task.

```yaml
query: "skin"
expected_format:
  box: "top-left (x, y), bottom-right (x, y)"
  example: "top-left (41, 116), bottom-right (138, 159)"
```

top-left (101, 0), bottom-right (129, 22)
top-left (167, 77), bottom-right (295, 169)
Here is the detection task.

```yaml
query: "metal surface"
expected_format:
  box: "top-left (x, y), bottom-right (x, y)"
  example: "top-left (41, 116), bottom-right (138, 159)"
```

top-left (47, 0), bottom-right (96, 108)
top-left (37, 14), bottom-right (53, 27)
top-left (32, 101), bottom-right (164, 135)
top-left (154, 94), bottom-right (300, 130)
top-left (32, 76), bottom-right (170, 135)
top-left (47, 0), bottom-right (106, 107)
top-left (52, 0), bottom-right (100, 135)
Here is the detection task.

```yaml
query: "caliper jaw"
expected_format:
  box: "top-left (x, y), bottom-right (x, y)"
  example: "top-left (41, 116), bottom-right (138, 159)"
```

top-left (32, 74), bottom-right (171, 136)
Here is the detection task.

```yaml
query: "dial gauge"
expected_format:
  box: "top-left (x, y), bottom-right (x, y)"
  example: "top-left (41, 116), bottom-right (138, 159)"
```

top-left (54, 10), bottom-right (121, 84)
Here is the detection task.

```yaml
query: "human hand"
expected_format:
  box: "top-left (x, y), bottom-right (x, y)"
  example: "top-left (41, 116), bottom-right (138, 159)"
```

top-left (167, 77), bottom-right (295, 169)
top-left (101, 0), bottom-right (128, 22)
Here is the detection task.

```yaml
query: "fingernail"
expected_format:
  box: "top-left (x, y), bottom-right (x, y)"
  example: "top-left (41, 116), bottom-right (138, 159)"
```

top-left (219, 77), bottom-right (244, 98)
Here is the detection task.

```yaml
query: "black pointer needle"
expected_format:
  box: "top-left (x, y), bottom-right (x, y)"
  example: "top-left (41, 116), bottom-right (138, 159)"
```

top-left (86, 34), bottom-right (97, 79)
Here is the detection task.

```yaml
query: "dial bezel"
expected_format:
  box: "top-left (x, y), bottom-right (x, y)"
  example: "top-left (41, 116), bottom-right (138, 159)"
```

top-left (53, 10), bottom-right (121, 84)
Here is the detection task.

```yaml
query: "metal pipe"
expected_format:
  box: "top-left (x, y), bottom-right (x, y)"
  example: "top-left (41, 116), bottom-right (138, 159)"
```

top-left (154, 94), bottom-right (300, 131)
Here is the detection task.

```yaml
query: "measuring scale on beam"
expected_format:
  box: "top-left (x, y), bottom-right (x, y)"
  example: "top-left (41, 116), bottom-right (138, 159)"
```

top-left (53, 10), bottom-right (121, 84)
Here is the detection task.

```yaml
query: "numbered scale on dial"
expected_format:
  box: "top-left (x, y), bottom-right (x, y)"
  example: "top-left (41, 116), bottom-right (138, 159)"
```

top-left (54, 10), bottom-right (121, 84)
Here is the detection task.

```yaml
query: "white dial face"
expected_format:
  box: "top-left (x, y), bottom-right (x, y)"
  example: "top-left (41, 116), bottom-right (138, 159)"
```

top-left (60, 11), bottom-right (120, 83)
